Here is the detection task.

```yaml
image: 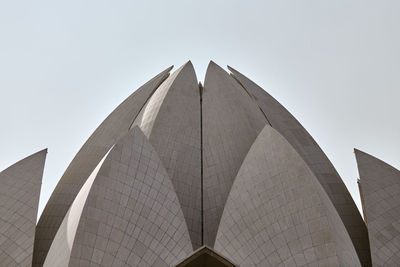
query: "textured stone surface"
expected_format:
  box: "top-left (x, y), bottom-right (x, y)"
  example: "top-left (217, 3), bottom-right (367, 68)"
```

top-left (215, 125), bottom-right (361, 266)
top-left (33, 67), bottom-right (172, 266)
top-left (355, 149), bottom-right (400, 266)
top-left (202, 61), bottom-right (268, 247)
top-left (228, 66), bottom-right (371, 267)
top-left (69, 126), bottom-right (192, 266)
top-left (43, 126), bottom-right (192, 266)
top-left (131, 62), bottom-right (202, 249)
top-left (6, 61), bottom-right (383, 266)
top-left (0, 149), bottom-right (46, 267)
top-left (43, 154), bottom-right (108, 267)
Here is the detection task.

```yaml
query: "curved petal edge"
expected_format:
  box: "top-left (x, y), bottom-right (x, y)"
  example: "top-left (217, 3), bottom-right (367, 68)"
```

top-left (355, 149), bottom-right (400, 266)
top-left (228, 65), bottom-right (371, 267)
top-left (0, 149), bottom-right (47, 266)
top-left (215, 125), bottom-right (361, 266)
top-left (33, 66), bottom-right (172, 266)
top-left (44, 126), bottom-right (192, 266)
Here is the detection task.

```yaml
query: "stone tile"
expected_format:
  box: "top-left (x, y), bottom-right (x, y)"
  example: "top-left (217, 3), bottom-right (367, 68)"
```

top-left (131, 62), bottom-right (202, 249)
top-left (356, 149), bottom-right (400, 266)
top-left (229, 65), bottom-right (371, 267)
top-left (0, 149), bottom-right (46, 266)
top-left (33, 66), bottom-right (172, 266)
top-left (43, 127), bottom-right (192, 266)
top-left (214, 125), bottom-right (361, 266)
top-left (202, 61), bottom-right (267, 247)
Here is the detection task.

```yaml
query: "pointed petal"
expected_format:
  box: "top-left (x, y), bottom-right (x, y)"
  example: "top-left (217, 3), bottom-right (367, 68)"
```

top-left (44, 127), bottom-right (192, 266)
top-left (33, 66), bottom-right (172, 266)
top-left (131, 61), bottom-right (202, 248)
top-left (0, 149), bottom-right (47, 266)
top-left (202, 61), bottom-right (268, 246)
top-left (229, 66), bottom-right (371, 266)
top-left (215, 125), bottom-right (361, 266)
top-left (355, 149), bottom-right (400, 266)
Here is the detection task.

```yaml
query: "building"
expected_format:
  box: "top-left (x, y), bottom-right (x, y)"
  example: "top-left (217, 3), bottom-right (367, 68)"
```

top-left (1, 61), bottom-right (398, 266)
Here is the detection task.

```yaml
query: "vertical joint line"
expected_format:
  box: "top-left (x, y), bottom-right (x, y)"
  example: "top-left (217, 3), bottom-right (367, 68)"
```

top-left (199, 82), bottom-right (204, 246)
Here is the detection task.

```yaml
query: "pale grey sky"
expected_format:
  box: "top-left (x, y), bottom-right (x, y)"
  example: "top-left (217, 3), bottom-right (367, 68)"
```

top-left (1, 0), bottom-right (399, 218)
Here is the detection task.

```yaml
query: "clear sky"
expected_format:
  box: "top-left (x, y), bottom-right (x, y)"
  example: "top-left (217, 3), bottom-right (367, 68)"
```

top-left (1, 0), bottom-right (399, 218)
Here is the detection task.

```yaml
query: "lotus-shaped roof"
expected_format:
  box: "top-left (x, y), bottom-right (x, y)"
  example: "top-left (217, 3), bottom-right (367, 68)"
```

top-left (3, 61), bottom-right (399, 266)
